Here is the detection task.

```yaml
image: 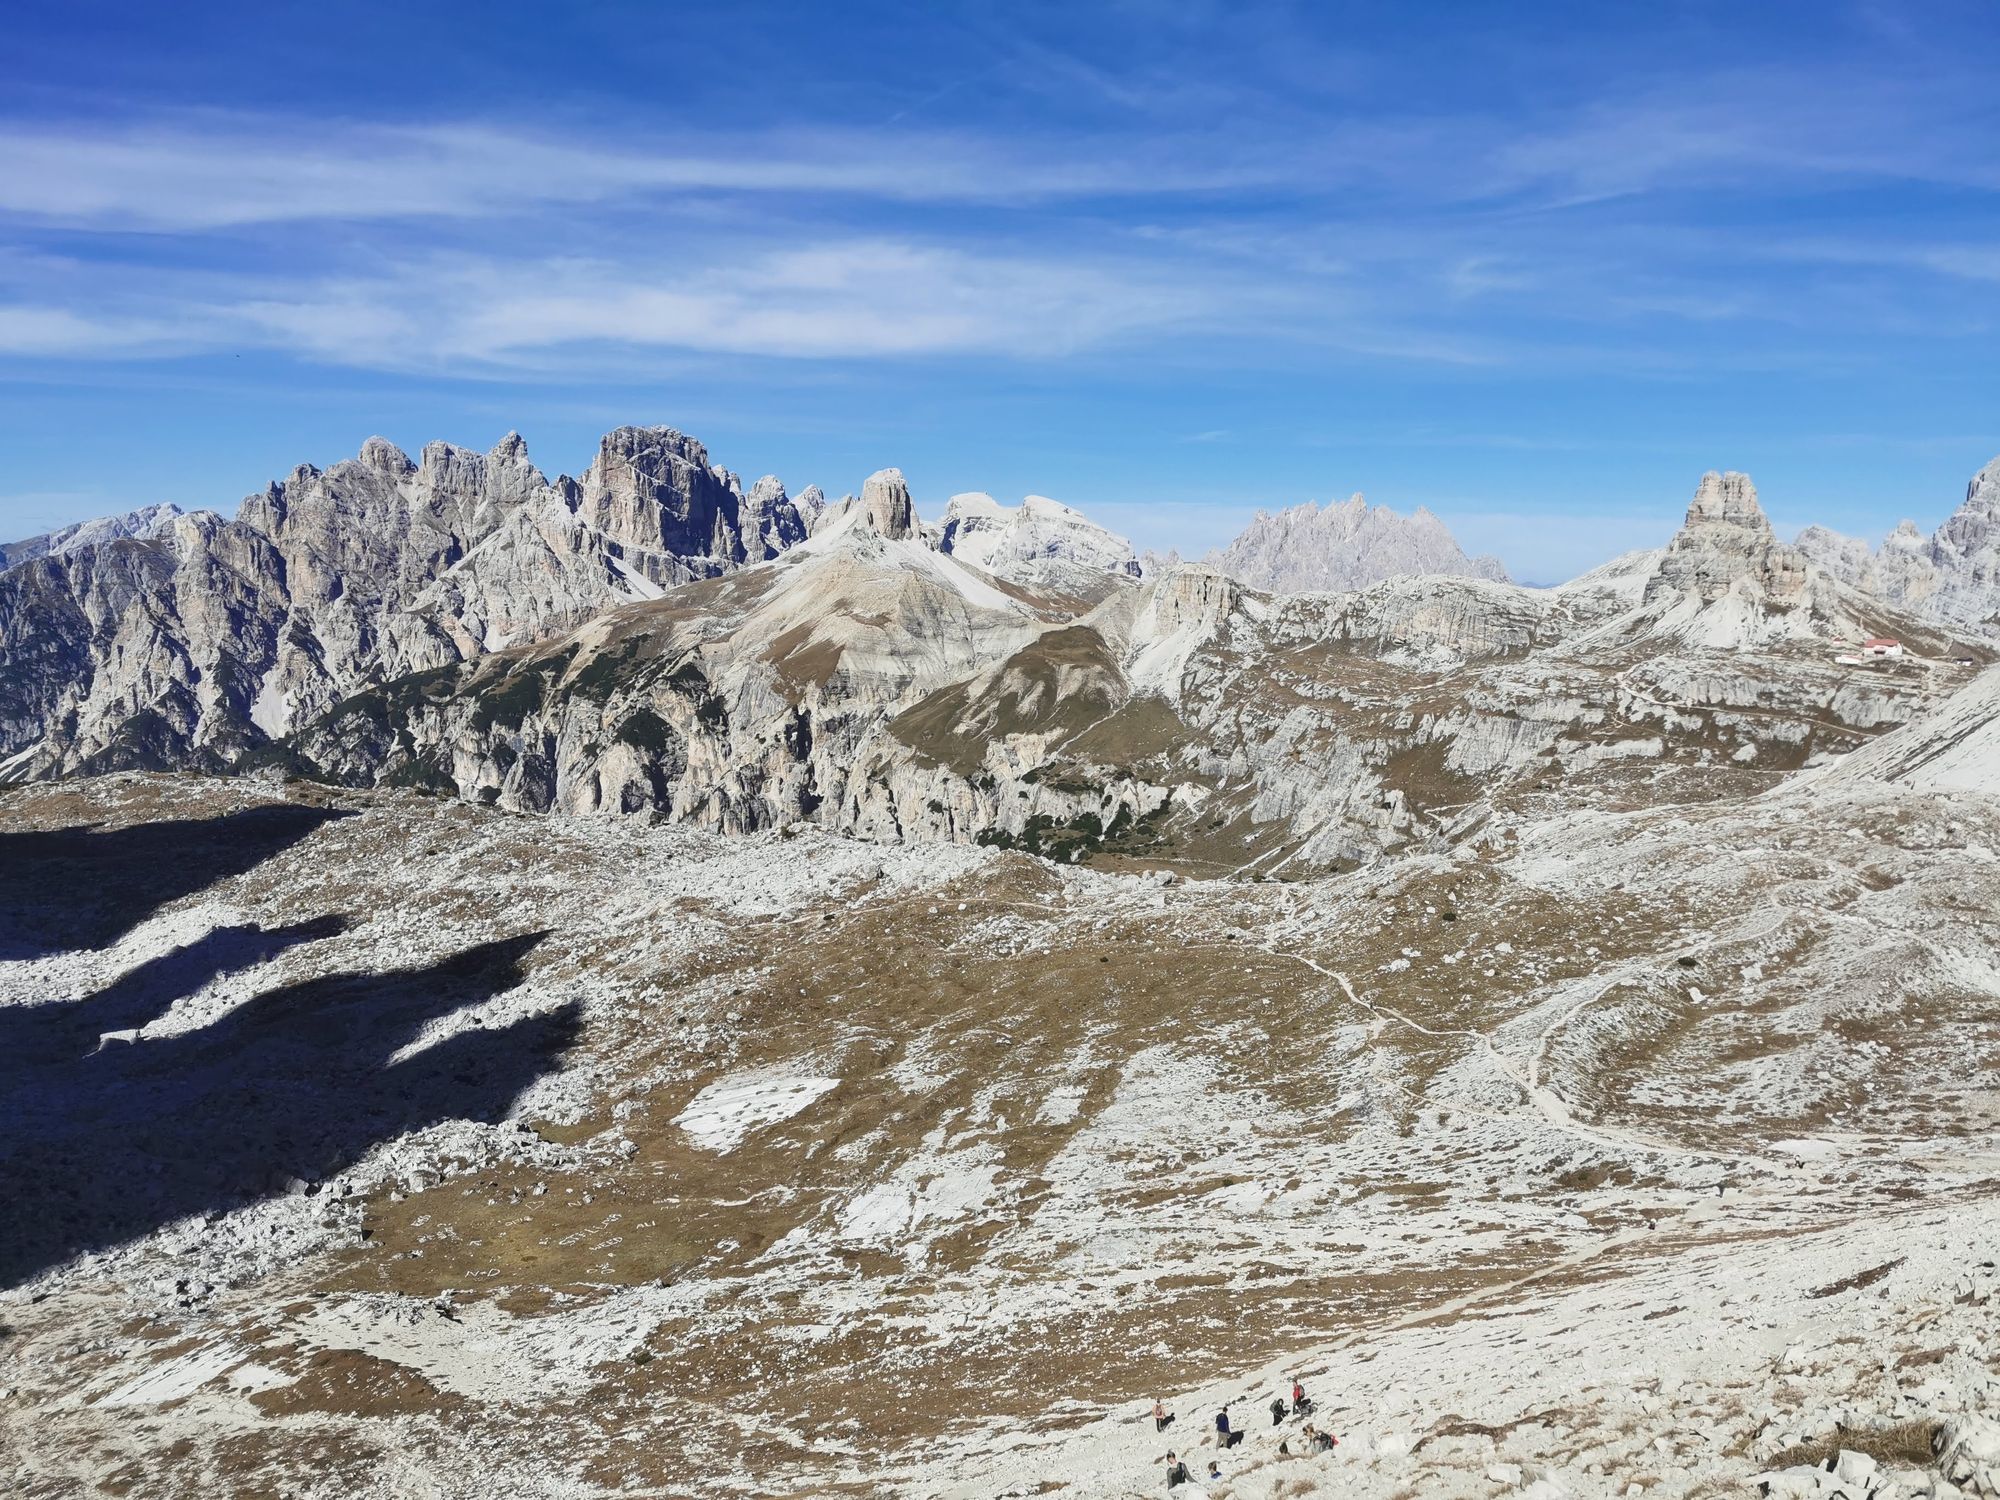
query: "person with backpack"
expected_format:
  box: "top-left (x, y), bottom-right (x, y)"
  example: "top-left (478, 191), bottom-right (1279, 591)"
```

top-left (1270, 1393), bottom-right (1287, 1426)
top-left (1152, 1398), bottom-right (1174, 1433)
top-left (1163, 1450), bottom-right (1190, 1489)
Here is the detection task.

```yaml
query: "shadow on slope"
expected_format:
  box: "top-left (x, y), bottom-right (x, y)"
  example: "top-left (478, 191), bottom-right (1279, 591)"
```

top-left (0, 804), bottom-right (352, 961)
top-left (5, 915), bottom-right (353, 1066)
top-left (0, 930), bottom-right (579, 1288)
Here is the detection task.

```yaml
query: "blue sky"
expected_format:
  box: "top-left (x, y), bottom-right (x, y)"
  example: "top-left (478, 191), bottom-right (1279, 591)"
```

top-left (1, 0), bottom-right (1996, 581)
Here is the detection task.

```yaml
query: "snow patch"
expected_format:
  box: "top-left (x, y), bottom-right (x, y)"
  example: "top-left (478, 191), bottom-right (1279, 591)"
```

top-left (248, 663), bottom-right (291, 738)
top-left (95, 1342), bottom-right (247, 1407)
top-left (672, 1074), bottom-right (840, 1151)
top-left (607, 553), bottom-right (664, 601)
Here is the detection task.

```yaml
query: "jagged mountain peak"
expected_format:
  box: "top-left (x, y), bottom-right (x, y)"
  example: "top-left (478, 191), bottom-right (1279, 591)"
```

top-left (1208, 490), bottom-right (1508, 595)
top-left (355, 435), bottom-right (416, 475)
top-left (1640, 469), bottom-right (1823, 629)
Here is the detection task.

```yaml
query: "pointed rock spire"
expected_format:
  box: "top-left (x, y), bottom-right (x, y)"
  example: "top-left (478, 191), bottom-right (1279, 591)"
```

top-left (1683, 471), bottom-right (1771, 535)
top-left (860, 468), bottom-right (915, 539)
top-left (1649, 470), bottom-right (1806, 607)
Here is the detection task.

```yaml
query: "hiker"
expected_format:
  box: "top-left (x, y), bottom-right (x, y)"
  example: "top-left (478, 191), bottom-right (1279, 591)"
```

top-left (1163, 1450), bottom-right (1190, 1489)
top-left (1206, 1459), bottom-right (1223, 1484)
top-left (1291, 1376), bottom-right (1306, 1409)
top-left (1215, 1406), bottom-right (1242, 1448)
top-left (1313, 1426), bottom-right (1337, 1453)
top-left (1270, 1394), bottom-right (1287, 1426)
top-left (1153, 1398), bottom-right (1174, 1433)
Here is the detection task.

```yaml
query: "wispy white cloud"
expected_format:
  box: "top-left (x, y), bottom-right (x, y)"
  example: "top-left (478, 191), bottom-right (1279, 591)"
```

top-left (0, 116), bottom-right (1283, 232)
top-left (0, 239), bottom-right (1253, 367)
top-left (0, 305), bottom-right (182, 356)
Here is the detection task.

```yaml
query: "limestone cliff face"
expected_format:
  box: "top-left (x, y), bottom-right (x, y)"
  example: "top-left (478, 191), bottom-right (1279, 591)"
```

top-left (858, 469), bottom-right (916, 539)
top-left (0, 426), bottom-right (819, 778)
top-left (568, 426), bottom-right (799, 582)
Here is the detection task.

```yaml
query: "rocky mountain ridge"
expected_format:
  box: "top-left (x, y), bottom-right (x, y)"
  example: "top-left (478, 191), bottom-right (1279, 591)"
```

top-left (1792, 456), bottom-right (2000, 634)
top-left (5, 455), bottom-right (2000, 1500)
top-left (268, 468), bottom-right (1987, 876)
top-left (0, 427), bottom-right (828, 781)
top-left (0, 502), bottom-right (182, 572)
top-left (5, 434), bottom-right (1999, 880)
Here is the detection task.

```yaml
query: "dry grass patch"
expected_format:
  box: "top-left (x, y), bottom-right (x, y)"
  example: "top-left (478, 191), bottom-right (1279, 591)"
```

top-left (1766, 1419), bottom-right (1938, 1472)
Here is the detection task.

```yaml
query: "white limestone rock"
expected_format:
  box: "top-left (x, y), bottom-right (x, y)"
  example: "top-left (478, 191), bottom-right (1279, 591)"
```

top-left (939, 492), bottom-right (1141, 589)
top-left (1790, 455), bottom-right (2000, 638)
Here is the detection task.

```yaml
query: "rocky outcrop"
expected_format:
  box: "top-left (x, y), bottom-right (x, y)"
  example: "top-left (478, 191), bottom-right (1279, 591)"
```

top-left (6, 452), bottom-right (1989, 877)
top-left (1606, 471), bottom-right (1908, 651)
top-left (569, 426), bottom-right (806, 582)
top-left (1794, 524), bottom-right (1880, 591)
top-left (857, 468), bottom-right (915, 539)
top-left (1646, 471), bottom-right (1808, 607)
top-left (939, 493), bottom-right (1141, 590)
top-left (1209, 493), bottom-right (1509, 595)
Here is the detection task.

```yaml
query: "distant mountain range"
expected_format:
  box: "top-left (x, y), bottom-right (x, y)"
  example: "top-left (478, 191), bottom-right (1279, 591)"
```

top-left (1205, 492), bottom-right (1510, 592)
top-left (3, 426), bottom-right (1998, 872)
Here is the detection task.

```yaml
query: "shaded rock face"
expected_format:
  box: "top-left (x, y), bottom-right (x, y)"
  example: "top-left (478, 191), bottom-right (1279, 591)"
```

top-left (571, 426), bottom-right (798, 582)
top-left (1208, 493), bottom-right (1509, 594)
